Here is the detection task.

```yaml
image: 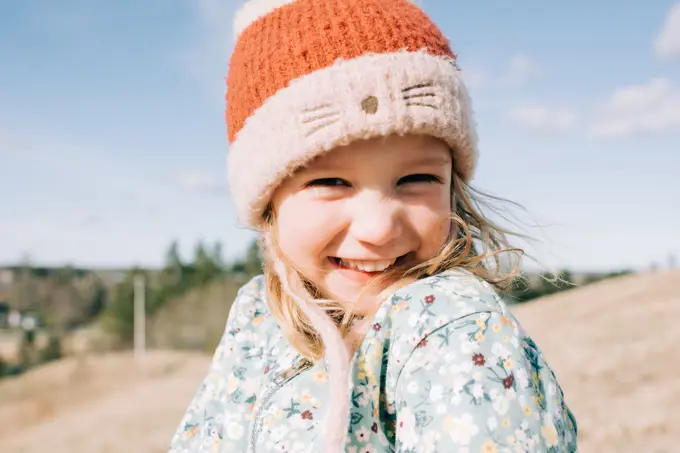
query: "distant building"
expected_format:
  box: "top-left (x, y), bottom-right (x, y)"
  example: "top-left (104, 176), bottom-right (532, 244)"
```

top-left (0, 269), bottom-right (14, 285)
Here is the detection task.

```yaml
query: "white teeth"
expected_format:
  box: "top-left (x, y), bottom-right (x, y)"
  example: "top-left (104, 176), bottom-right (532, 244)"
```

top-left (338, 258), bottom-right (396, 272)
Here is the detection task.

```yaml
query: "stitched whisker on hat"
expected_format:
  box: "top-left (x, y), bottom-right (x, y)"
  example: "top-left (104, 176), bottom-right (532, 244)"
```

top-left (300, 111), bottom-right (341, 124)
top-left (301, 103), bottom-right (335, 113)
top-left (403, 92), bottom-right (436, 100)
top-left (304, 119), bottom-right (340, 137)
top-left (402, 82), bottom-right (435, 92)
top-left (404, 102), bottom-right (438, 109)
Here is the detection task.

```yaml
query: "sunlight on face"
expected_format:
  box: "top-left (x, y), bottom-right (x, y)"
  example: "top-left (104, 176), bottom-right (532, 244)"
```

top-left (271, 134), bottom-right (453, 314)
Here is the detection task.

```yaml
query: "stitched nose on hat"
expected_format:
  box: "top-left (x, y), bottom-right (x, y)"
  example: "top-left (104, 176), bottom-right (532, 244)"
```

top-left (361, 96), bottom-right (378, 114)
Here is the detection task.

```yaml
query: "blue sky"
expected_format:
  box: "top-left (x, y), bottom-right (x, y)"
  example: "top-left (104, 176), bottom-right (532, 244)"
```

top-left (1, 0), bottom-right (679, 272)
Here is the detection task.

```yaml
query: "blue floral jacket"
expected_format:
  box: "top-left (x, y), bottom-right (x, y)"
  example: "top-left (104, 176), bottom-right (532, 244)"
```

top-left (168, 269), bottom-right (578, 452)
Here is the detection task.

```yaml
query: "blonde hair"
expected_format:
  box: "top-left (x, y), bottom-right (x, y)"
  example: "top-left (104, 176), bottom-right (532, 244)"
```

top-left (260, 170), bottom-right (527, 361)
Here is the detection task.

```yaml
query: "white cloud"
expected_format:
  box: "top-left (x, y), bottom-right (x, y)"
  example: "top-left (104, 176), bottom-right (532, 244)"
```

top-left (461, 69), bottom-right (489, 90)
top-left (654, 2), bottom-right (680, 60)
top-left (464, 54), bottom-right (541, 90)
top-left (176, 171), bottom-right (228, 195)
top-left (590, 77), bottom-right (680, 138)
top-left (497, 54), bottom-right (542, 88)
top-left (507, 105), bottom-right (577, 132)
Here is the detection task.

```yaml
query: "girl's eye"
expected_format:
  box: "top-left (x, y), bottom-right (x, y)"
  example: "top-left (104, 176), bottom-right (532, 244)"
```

top-left (305, 178), bottom-right (350, 188)
top-left (397, 174), bottom-right (442, 185)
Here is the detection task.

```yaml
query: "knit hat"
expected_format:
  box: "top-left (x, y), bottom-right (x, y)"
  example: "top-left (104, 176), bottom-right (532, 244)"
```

top-left (226, 0), bottom-right (478, 229)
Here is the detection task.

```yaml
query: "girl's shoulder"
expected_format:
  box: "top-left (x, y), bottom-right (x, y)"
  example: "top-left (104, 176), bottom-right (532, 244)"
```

top-left (384, 267), bottom-right (512, 328)
top-left (226, 273), bottom-right (277, 334)
top-left (378, 268), bottom-right (528, 374)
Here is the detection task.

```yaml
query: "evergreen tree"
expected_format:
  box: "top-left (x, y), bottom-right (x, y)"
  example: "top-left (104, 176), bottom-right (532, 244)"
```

top-left (161, 240), bottom-right (184, 291)
top-left (192, 240), bottom-right (220, 285)
top-left (211, 241), bottom-right (225, 272)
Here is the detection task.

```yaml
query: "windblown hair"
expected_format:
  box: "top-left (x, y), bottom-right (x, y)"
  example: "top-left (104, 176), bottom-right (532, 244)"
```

top-left (260, 170), bottom-right (527, 361)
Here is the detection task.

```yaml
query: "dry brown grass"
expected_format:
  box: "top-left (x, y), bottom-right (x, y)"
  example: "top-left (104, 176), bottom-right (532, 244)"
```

top-left (0, 351), bottom-right (210, 453)
top-left (1, 270), bottom-right (677, 453)
top-left (512, 269), bottom-right (680, 453)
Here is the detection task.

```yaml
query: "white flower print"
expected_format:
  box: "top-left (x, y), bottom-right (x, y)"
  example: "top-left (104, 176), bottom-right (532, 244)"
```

top-left (289, 415), bottom-right (308, 430)
top-left (226, 422), bottom-right (244, 440)
top-left (450, 391), bottom-right (462, 406)
top-left (491, 342), bottom-right (510, 359)
top-left (446, 413), bottom-right (480, 445)
top-left (487, 416), bottom-right (498, 431)
top-left (471, 383), bottom-right (484, 399)
top-left (270, 425), bottom-right (289, 442)
top-left (547, 380), bottom-right (557, 398)
top-left (355, 426), bottom-right (370, 443)
top-left (492, 394), bottom-right (510, 415)
top-left (421, 430), bottom-right (440, 453)
top-left (407, 380), bottom-right (419, 394)
top-left (397, 406), bottom-right (418, 450)
top-left (458, 333), bottom-right (480, 353)
top-left (515, 366), bottom-right (529, 388)
top-left (291, 442), bottom-right (307, 452)
top-left (429, 384), bottom-right (443, 402)
top-left (451, 371), bottom-right (469, 394)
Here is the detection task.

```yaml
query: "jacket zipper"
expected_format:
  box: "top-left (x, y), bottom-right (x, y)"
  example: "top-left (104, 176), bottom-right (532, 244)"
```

top-left (249, 356), bottom-right (314, 453)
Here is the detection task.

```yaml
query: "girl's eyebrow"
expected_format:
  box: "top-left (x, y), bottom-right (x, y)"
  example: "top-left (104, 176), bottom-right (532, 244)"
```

top-left (299, 153), bottom-right (450, 174)
top-left (403, 155), bottom-right (451, 167)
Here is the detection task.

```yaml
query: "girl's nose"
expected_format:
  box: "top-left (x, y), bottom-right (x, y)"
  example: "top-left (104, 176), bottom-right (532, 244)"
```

top-left (348, 198), bottom-right (404, 247)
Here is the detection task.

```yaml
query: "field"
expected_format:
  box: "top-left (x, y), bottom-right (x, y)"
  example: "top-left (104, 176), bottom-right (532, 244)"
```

top-left (1, 270), bottom-right (678, 453)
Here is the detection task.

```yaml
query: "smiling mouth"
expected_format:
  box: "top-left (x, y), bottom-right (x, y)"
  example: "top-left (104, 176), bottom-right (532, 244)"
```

top-left (328, 254), bottom-right (410, 273)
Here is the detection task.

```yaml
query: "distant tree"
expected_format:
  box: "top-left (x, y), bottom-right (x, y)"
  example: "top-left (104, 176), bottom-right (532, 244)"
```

top-left (165, 240), bottom-right (184, 270)
top-left (211, 241), bottom-right (225, 271)
top-left (192, 241), bottom-right (221, 285)
top-left (53, 265), bottom-right (79, 282)
top-left (160, 240), bottom-right (184, 291)
top-left (232, 239), bottom-right (263, 277)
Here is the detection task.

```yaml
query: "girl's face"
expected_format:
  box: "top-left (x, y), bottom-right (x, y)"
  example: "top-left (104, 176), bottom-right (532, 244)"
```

top-left (271, 134), bottom-right (453, 314)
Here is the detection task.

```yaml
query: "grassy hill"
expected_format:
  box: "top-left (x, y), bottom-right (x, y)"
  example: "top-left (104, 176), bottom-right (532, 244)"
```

top-left (1, 270), bottom-right (678, 452)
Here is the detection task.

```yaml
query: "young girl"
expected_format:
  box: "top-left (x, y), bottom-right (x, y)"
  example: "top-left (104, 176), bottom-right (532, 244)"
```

top-left (169, 0), bottom-right (578, 451)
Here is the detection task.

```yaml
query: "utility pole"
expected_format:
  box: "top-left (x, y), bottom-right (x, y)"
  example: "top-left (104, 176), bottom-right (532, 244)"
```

top-left (133, 274), bottom-right (146, 362)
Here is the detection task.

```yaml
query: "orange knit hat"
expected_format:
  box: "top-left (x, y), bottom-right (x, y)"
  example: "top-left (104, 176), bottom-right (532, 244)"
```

top-left (227, 0), bottom-right (478, 228)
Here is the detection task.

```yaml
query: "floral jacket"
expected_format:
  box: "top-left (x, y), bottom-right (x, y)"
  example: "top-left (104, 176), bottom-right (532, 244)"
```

top-left (168, 269), bottom-right (578, 453)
